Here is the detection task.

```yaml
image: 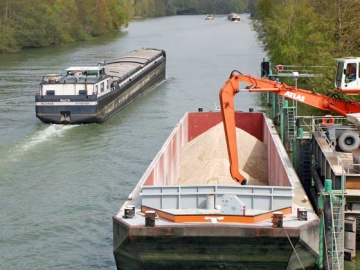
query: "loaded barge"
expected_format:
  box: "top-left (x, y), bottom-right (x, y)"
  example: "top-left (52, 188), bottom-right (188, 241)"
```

top-left (35, 48), bottom-right (166, 124)
top-left (112, 58), bottom-right (360, 269)
top-left (113, 111), bottom-right (319, 269)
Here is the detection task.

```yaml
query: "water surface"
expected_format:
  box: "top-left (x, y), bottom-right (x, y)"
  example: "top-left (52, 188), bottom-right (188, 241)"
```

top-left (0, 15), bottom-right (266, 269)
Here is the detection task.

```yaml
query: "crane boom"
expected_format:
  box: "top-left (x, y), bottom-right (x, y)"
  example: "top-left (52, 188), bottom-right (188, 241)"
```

top-left (219, 70), bottom-right (360, 184)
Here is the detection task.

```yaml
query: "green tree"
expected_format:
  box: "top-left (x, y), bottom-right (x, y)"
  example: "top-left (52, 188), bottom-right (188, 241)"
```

top-left (0, 1), bottom-right (19, 52)
top-left (254, 0), bottom-right (360, 107)
top-left (0, 0), bottom-right (130, 53)
top-left (254, 0), bottom-right (334, 93)
top-left (256, 0), bottom-right (326, 64)
top-left (314, 0), bottom-right (360, 57)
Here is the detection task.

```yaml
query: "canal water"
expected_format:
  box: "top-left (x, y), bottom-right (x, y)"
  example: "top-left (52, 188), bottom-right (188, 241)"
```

top-left (1, 14), bottom-right (356, 270)
top-left (0, 14), bottom-right (264, 270)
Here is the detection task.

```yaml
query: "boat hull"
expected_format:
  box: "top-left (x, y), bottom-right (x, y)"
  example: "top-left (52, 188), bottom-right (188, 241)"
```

top-left (228, 13), bottom-right (240, 21)
top-left (113, 220), bottom-right (318, 270)
top-left (35, 49), bottom-right (166, 124)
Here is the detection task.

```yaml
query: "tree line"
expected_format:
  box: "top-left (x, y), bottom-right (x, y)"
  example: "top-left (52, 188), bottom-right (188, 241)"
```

top-left (0, 0), bottom-right (250, 53)
top-left (0, 0), bottom-right (130, 53)
top-left (253, 0), bottom-right (360, 99)
top-left (130, 0), bottom-right (250, 17)
top-left (2, 0), bottom-right (358, 99)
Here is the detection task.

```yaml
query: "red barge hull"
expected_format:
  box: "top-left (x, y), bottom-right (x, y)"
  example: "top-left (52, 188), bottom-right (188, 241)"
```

top-left (113, 111), bottom-right (319, 269)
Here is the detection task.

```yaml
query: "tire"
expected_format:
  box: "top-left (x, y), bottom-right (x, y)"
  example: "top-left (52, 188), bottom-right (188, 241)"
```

top-left (337, 130), bottom-right (360, 152)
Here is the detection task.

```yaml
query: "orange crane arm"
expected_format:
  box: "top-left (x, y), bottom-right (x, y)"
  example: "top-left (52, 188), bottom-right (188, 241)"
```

top-left (219, 73), bottom-right (246, 185)
top-left (226, 71), bottom-right (360, 116)
top-left (219, 70), bottom-right (360, 185)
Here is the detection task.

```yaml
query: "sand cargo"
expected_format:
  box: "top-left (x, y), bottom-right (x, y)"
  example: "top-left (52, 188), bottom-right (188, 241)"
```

top-left (113, 111), bottom-right (319, 269)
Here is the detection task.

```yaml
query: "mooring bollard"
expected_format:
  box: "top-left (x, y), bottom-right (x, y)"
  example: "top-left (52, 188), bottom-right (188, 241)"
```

top-left (272, 211), bottom-right (283, 228)
top-left (145, 210), bottom-right (156, 227)
top-left (124, 205), bottom-right (135, 219)
top-left (297, 208), bottom-right (307, 221)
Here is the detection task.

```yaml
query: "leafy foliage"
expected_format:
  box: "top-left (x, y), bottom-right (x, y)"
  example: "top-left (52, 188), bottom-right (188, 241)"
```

top-left (0, 0), bottom-right (130, 53)
top-left (130, 0), bottom-right (249, 17)
top-left (254, 0), bottom-right (360, 109)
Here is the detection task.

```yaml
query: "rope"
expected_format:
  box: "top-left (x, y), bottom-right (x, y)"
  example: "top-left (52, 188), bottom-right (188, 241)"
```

top-left (323, 215), bottom-right (329, 269)
top-left (283, 228), bottom-right (305, 270)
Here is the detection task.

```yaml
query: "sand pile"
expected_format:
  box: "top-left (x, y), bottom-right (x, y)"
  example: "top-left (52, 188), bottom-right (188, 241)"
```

top-left (177, 123), bottom-right (269, 186)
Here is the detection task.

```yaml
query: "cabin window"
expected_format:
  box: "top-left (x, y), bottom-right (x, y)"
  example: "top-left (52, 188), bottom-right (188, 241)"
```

top-left (46, 90), bottom-right (55, 95)
top-left (100, 82), bottom-right (104, 92)
top-left (86, 71), bottom-right (98, 76)
top-left (346, 63), bottom-right (357, 83)
top-left (335, 62), bottom-right (344, 88)
top-left (79, 90), bottom-right (87, 95)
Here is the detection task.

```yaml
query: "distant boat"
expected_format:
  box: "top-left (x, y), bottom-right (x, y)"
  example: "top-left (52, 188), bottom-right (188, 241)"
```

top-left (205, 14), bottom-right (214, 20)
top-left (228, 13), bottom-right (240, 21)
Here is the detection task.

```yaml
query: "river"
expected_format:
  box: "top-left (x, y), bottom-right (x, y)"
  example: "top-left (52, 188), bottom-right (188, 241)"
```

top-left (0, 14), bottom-right (333, 270)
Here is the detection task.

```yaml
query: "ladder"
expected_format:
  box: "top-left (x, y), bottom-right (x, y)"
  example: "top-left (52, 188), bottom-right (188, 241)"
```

top-left (318, 189), bottom-right (345, 270)
top-left (282, 106), bottom-right (296, 151)
top-left (287, 107), bottom-right (296, 141)
top-left (297, 140), bottom-right (312, 193)
top-left (324, 190), bottom-right (345, 270)
top-left (278, 95), bottom-right (284, 109)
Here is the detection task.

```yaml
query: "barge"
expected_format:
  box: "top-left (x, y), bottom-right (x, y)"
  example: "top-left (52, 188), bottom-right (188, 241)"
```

top-left (113, 111), bottom-right (319, 269)
top-left (35, 48), bottom-right (166, 124)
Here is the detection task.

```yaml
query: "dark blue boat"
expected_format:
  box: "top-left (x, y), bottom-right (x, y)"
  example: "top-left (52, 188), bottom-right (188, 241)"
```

top-left (35, 48), bottom-right (166, 124)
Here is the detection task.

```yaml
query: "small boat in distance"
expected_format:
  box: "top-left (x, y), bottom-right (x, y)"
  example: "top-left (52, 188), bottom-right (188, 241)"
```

top-left (35, 48), bottom-right (166, 124)
top-left (228, 12), bottom-right (240, 21)
top-left (205, 14), bottom-right (214, 20)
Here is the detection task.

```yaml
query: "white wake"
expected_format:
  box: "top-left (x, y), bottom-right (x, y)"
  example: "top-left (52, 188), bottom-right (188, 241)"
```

top-left (9, 125), bottom-right (78, 160)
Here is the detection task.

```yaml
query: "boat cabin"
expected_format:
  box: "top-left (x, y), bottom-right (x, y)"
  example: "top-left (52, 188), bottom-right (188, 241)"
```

top-left (65, 66), bottom-right (105, 78)
top-left (39, 66), bottom-right (110, 97)
top-left (335, 57), bottom-right (360, 94)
